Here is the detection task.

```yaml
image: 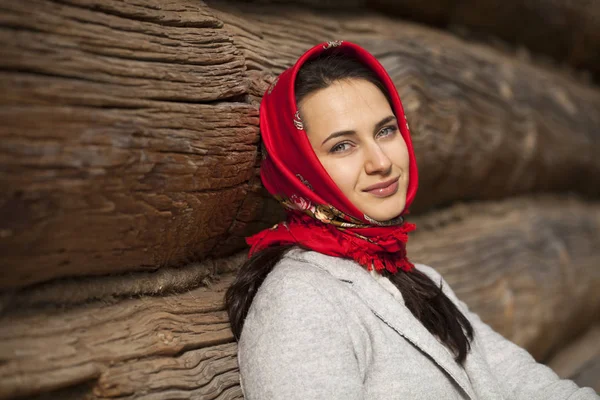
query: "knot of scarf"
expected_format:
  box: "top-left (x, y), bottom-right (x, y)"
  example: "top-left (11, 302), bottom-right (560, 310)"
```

top-left (247, 213), bottom-right (417, 274)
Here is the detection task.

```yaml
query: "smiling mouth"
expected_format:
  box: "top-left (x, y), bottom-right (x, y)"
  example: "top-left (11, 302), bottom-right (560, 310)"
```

top-left (363, 177), bottom-right (400, 198)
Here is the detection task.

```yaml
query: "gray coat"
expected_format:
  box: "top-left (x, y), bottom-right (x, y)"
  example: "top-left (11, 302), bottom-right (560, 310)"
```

top-left (238, 247), bottom-right (598, 399)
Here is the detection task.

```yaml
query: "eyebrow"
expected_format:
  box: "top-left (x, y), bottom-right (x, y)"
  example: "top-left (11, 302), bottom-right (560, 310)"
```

top-left (321, 115), bottom-right (398, 146)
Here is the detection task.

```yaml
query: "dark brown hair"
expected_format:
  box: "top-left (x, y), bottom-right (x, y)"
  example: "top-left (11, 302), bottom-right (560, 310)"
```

top-left (226, 50), bottom-right (474, 364)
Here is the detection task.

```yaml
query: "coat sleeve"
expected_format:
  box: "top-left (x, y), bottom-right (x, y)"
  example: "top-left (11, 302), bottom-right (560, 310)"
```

top-left (418, 264), bottom-right (599, 400)
top-left (237, 271), bottom-right (364, 400)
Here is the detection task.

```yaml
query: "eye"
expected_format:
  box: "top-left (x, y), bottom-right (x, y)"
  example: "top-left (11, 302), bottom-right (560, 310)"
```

top-left (376, 125), bottom-right (398, 138)
top-left (330, 142), bottom-right (352, 154)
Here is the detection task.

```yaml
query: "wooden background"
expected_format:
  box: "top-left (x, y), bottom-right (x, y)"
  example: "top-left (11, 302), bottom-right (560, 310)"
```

top-left (0, 0), bottom-right (599, 398)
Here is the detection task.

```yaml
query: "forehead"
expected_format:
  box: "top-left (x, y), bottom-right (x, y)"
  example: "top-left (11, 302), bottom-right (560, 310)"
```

top-left (299, 79), bottom-right (393, 134)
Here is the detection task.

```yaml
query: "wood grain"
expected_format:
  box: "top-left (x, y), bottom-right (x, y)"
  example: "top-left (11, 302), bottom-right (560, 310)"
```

top-left (1, 195), bottom-right (599, 399)
top-left (94, 342), bottom-right (243, 399)
top-left (369, 0), bottom-right (600, 81)
top-left (0, 276), bottom-right (235, 399)
top-left (409, 195), bottom-right (600, 360)
top-left (2, 0), bottom-right (600, 292)
top-left (0, 0), bottom-right (258, 289)
top-left (210, 1), bottom-right (600, 208)
top-left (247, 0), bottom-right (600, 81)
top-left (547, 324), bottom-right (600, 392)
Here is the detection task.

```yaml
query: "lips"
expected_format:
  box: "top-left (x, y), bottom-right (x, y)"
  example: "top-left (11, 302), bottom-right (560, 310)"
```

top-left (363, 177), bottom-right (399, 192)
top-left (363, 177), bottom-right (400, 198)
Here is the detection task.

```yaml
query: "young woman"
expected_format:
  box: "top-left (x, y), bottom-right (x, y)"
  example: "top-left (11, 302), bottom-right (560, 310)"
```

top-left (226, 41), bottom-right (598, 399)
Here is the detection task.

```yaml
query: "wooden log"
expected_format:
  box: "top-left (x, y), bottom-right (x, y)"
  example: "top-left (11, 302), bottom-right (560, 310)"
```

top-left (0, 195), bottom-right (599, 399)
top-left (408, 194), bottom-right (600, 360)
top-left (0, 252), bottom-right (247, 311)
top-left (251, 0), bottom-right (600, 81)
top-left (94, 343), bottom-right (243, 399)
top-left (2, 0), bottom-right (600, 290)
top-left (0, 0), bottom-right (259, 289)
top-left (209, 1), bottom-right (600, 207)
top-left (368, 0), bottom-right (600, 81)
top-left (547, 324), bottom-right (600, 393)
top-left (209, 0), bottom-right (600, 257)
top-left (0, 276), bottom-right (236, 399)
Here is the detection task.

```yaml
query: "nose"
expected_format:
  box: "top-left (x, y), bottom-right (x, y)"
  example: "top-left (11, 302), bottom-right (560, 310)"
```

top-left (364, 142), bottom-right (392, 175)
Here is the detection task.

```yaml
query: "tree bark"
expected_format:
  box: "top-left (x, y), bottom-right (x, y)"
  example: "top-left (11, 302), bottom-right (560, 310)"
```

top-left (1, 195), bottom-right (598, 399)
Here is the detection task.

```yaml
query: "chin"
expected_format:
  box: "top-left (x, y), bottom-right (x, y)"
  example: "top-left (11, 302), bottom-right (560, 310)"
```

top-left (361, 196), bottom-right (407, 222)
top-left (367, 211), bottom-right (403, 222)
top-left (363, 205), bottom-right (406, 222)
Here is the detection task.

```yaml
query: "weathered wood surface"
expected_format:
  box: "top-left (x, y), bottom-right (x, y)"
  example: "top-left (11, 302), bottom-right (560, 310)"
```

top-left (1, 195), bottom-right (599, 399)
top-left (209, 1), bottom-right (600, 207)
top-left (408, 195), bottom-right (600, 360)
top-left (251, 0), bottom-right (600, 81)
top-left (369, 0), bottom-right (600, 81)
top-left (0, 0), bottom-right (260, 289)
top-left (1, 0), bottom-right (600, 290)
top-left (0, 252), bottom-right (247, 311)
top-left (0, 275), bottom-right (236, 399)
top-left (548, 324), bottom-right (600, 392)
top-left (94, 342), bottom-right (243, 400)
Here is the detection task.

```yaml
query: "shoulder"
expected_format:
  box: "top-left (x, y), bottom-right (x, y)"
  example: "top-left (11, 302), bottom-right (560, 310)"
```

top-left (262, 247), bottom-right (337, 287)
top-left (247, 247), bottom-right (348, 319)
top-left (237, 252), bottom-right (366, 399)
top-left (239, 248), bottom-right (356, 350)
top-left (254, 248), bottom-right (343, 305)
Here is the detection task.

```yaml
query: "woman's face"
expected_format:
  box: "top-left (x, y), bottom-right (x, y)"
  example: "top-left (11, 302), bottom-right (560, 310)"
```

top-left (300, 78), bottom-right (410, 221)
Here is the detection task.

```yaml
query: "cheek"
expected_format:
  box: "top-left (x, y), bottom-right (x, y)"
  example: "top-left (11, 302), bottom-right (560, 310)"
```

top-left (386, 139), bottom-right (410, 168)
top-left (319, 157), bottom-right (361, 195)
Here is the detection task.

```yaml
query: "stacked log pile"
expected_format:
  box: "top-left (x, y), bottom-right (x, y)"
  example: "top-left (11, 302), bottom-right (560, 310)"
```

top-left (0, 0), bottom-right (598, 398)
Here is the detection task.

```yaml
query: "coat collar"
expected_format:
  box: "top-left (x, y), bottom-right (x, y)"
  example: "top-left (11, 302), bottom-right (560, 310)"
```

top-left (286, 248), bottom-right (476, 400)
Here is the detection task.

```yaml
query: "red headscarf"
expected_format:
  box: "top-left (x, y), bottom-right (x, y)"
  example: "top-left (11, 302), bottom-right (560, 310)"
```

top-left (246, 40), bottom-right (419, 274)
